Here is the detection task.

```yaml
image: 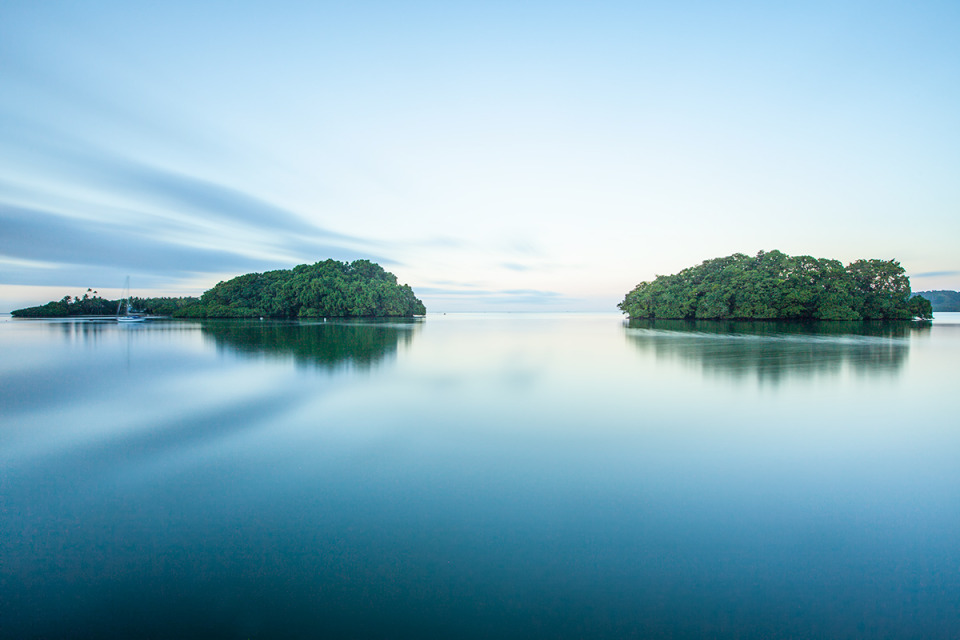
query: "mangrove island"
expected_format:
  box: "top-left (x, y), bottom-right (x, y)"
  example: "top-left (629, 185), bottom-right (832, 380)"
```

top-left (180, 259), bottom-right (425, 318)
top-left (619, 250), bottom-right (933, 321)
top-left (12, 259), bottom-right (426, 319)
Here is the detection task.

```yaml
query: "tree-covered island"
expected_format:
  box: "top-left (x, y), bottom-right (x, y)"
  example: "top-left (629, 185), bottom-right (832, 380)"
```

top-left (11, 259), bottom-right (426, 318)
top-left (619, 250), bottom-right (933, 321)
top-left (10, 291), bottom-right (199, 318)
top-left (179, 259), bottom-right (425, 318)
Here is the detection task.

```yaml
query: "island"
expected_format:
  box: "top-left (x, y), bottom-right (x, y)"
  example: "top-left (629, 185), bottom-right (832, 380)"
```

top-left (11, 292), bottom-right (199, 318)
top-left (11, 259), bottom-right (426, 319)
top-left (178, 259), bottom-right (425, 318)
top-left (619, 250), bottom-right (933, 321)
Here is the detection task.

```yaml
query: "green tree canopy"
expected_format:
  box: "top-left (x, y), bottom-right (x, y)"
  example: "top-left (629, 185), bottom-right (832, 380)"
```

top-left (177, 259), bottom-right (426, 318)
top-left (619, 250), bottom-right (932, 321)
top-left (11, 290), bottom-right (200, 318)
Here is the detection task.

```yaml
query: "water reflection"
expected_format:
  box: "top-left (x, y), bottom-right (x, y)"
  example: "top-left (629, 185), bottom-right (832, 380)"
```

top-left (2, 314), bottom-right (959, 638)
top-left (624, 319), bottom-right (927, 383)
top-left (25, 316), bottom-right (205, 344)
top-left (200, 318), bottom-right (422, 369)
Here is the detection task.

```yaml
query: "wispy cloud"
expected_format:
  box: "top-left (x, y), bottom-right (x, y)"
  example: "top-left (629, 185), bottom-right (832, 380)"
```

top-left (4, 123), bottom-right (361, 242)
top-left (0, 124), bottom-right (399, 288)
top-left (0, 204), bottom-right (282, 281)
top-left (415, 236), bottom-right (470, 249)
top-left (912, 270), bottom-right (960, 278)
top-left (502, 289), bottom-right (561, 296)
top-left (417, 286), bottom-right (568, 305)
top-left (110, 165), bottom-right (345, 240)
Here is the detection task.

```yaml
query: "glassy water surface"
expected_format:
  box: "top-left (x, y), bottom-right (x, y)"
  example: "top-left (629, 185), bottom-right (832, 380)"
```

top-left (2, 313), bottom-right (959, 638)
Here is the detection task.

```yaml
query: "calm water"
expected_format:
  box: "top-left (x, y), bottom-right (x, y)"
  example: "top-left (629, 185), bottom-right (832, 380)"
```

top-left (2, 313), bottom-right (959, 639)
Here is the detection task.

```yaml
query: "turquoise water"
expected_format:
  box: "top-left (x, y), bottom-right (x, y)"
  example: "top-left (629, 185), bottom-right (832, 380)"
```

top-left (2, 313), bottom-right (959, 638)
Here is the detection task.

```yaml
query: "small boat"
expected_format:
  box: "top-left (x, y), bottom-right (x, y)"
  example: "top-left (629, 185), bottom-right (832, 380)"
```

top-left (116, 277), bottom-right (146, 323)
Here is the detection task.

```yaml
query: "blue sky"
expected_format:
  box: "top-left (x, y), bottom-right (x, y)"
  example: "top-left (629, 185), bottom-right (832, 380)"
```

top-left (1, 1), bottom-right (958, 312)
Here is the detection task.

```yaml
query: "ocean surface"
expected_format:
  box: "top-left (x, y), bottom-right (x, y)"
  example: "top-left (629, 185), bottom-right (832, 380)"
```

top-left (2, 312), bottom-right (959, 639)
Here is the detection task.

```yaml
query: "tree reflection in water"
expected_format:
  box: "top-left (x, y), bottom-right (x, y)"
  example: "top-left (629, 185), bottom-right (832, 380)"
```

top-left (624, 319), bottom-right (930, 383)
top-left (200, 318), bottom-right (423, 370)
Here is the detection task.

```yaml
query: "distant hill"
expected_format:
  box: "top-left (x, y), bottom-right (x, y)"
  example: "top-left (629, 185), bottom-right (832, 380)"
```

top-left (913, 290), bottom-right (960, 312)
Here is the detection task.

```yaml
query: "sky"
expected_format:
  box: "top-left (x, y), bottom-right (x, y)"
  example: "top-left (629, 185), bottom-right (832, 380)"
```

top-left (1, 1), bottom-right (958, 313)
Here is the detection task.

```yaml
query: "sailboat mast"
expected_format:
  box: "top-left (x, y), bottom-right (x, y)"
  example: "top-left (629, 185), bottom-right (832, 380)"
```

top-left (117, 276), bottom-right (131, 317)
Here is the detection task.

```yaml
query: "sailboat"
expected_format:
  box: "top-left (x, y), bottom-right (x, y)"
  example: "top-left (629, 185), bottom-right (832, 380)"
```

top-left (116, 277), bottom-right (145, 323)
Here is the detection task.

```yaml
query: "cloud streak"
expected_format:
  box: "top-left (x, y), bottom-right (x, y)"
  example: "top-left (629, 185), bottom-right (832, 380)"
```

top-left (0, 204), bottom-right (282, 280)
top-left (416, 286), bottom-right (572, 309)
top-left (0, 123), bottom-right (399, 293)
top-left (4, 121), bottom-right (363, 243)
top-left (912, 270), bottom-right (960, 278)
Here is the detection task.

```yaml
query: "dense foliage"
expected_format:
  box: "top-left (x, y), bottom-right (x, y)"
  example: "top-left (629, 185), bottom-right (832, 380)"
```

top-left (10, 260), bottom-right (424, 319)
top-left (11, 290), bottom-right (199, 318)
top-left (176, 259), bottom-right (426, 318)
top-left (619, 250), bottom-right (933, 320)
top-left (914, 290), bottom-right (960, 312)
